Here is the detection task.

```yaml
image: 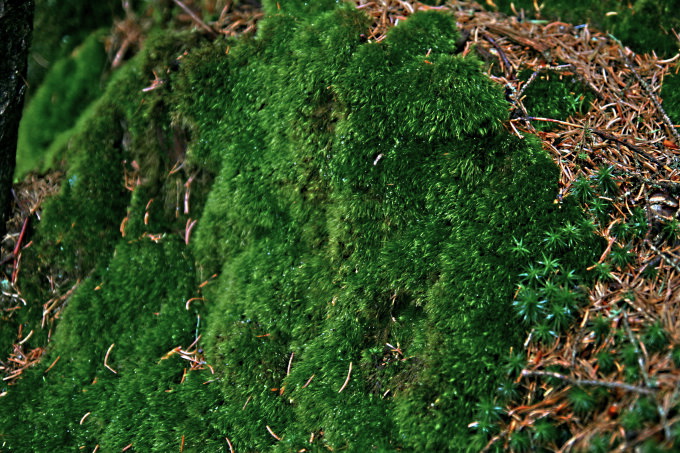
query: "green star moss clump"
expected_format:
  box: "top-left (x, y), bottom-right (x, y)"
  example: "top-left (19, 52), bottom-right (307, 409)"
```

top-left (1, 3), bottom-right (600, 451)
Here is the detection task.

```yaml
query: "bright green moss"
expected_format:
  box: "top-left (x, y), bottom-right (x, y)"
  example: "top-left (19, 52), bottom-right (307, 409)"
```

top-left (4, 4), bottom-right (604, 452)
top-left (17, 29), bottom-right (109, 177)
top-left (179, 7), bottom-right (599, 451)
top-left (261, 0), bottom-right (339, 16)
top-left (31, 30), bottom-right (206, 276)
top-left (0, 239), bottom-right (205, 451)
top-left (0, 29), bottom-right (209, 396)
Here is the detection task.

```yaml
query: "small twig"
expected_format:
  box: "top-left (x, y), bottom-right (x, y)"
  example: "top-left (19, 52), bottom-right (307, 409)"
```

top-left (482, 33), bottom-right (512, 75)
top-left (619, 48), bottom-right (680, 146)
top-left (225, 436), bottom-right (234, 453)
top-left (521, 370), bottom-right (657, 395)
top-left (172, 0), bottom-right (218, 36)
top-left (645, 240), bottom-right (680, 275)
top-left (338, 362), bottom-right (353, 393)
top-left (522, 116), bottom-right (582, 128)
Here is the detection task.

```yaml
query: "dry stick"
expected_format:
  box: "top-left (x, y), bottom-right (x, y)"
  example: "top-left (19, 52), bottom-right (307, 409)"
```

top-left (520, 370), bottom-right (657, 395)
top-left (172, 0), bottom-right (218, 36)
top-left (645, 240), bottom-right (680, 275)
top-left (523, 116), bottom-right (582, 128)
top-left (104, 343), bottom-right (117, 374)
top-left (225, 436), bottom-right (234, 453)
top-left (482, 33), bottom-right (512, 76)
top-left (338, 362), bottom-right (353, 393)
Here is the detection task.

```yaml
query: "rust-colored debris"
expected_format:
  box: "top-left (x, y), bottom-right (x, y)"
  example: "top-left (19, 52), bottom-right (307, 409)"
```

top-left (1, 171), bottom-right (63, 384)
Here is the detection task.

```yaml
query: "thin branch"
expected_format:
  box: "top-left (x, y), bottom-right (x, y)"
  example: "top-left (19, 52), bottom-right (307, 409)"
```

top-left (172, 0), bottom-right (217, 37)
top-left (521, 369), bottom-right (657, 395)
top-left (590, 129), bottom-right (667, 170)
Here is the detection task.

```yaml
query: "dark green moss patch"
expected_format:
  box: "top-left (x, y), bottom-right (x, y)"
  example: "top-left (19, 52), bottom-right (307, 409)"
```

top-left (519, 69), bottom-right (593, 131)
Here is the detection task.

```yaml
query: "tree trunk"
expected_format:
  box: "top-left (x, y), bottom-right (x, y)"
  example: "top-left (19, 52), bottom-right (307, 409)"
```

top-left (0, 0), bottom-right (34, 237)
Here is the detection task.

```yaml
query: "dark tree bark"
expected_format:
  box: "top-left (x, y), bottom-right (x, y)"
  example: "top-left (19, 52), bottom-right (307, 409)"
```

top-left (0, 0), bottom-right (34, 237)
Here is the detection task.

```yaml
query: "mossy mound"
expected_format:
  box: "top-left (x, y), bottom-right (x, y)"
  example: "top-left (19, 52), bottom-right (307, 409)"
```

top-left (2, 3), bottom-right (600, 451)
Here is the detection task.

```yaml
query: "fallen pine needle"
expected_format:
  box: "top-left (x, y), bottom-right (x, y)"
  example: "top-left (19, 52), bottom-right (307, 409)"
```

top-left (226, 436), bottom-right (234, 453)
top-left (266, 425), bottom-right (282, 441)
top-left (44, 355), bottom-right (61, 374)
top-left (338, 362), bottom-right (352, 393)
top-left (302, 374), bottom-right (315, 389)
top-left (79, 412), bottom-right (91, 425)
top-left (104, 343), bottom-right (117, 374)
top-left (287, 352), bottom-right (294, 375)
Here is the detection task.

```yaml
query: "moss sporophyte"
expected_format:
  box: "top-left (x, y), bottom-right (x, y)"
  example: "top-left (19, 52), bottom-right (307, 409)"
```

top-left (3, 1), bottom-right (647, 451)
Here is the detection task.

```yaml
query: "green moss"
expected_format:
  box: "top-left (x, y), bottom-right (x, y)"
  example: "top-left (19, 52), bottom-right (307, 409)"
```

top-left (520, 69), bottom-right (593, 131)
top-left (0, 239), bottom-right (207, 451)
top-left (178, 7), bottom-right (598, 450)
top-left (4, 4), bottom-right (603, 451)
top-left (17, 29), bottom-right (110, 177)
top-left (29, 0), bottom-right (122, 91)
